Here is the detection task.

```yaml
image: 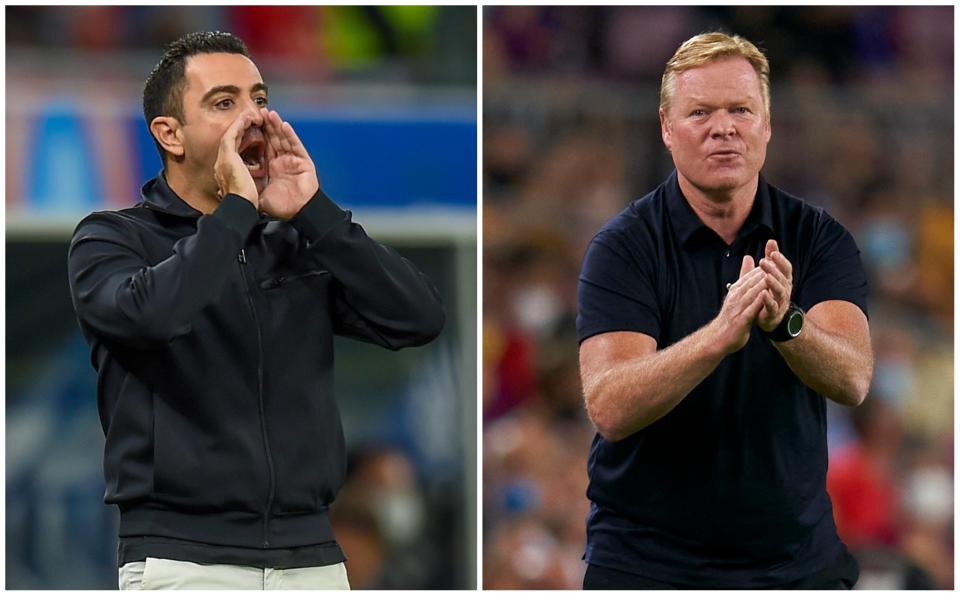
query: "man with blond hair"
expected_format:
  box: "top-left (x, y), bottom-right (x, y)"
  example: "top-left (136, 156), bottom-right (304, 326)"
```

top-left (577, 32), bottom-right (872, 589)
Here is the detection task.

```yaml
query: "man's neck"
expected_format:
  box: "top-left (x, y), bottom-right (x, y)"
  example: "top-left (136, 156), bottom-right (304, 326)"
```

top-left (164, 166), bottom-right (219, 215)
top-left (677, 173), bottom-right (759, 246)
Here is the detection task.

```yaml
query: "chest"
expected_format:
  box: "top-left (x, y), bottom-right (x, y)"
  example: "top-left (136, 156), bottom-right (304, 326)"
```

top-left (656, 231), bottom-right (807, 347)
top-left (142, 219), bottom-right (326, 287)
top-left (139, 219), bottom-right (335, 340)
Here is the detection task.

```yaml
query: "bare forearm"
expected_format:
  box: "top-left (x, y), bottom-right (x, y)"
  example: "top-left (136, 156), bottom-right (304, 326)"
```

top-left (773, 317), bottom-right (873, 406)
top-left (581, 262), bottom-right (768, 442)
top-left (583, 323), bottom-right (726, 441)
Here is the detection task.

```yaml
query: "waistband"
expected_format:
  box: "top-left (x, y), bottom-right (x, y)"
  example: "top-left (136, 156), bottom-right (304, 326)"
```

top-left (119, 503), bottom-right (335, 549)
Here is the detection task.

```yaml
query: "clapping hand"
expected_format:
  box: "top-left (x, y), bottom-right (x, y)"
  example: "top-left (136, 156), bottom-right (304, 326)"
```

top-left (714, 255), bottom-right (769, 354)
top-left (756, 239), bottom-right (793, 333)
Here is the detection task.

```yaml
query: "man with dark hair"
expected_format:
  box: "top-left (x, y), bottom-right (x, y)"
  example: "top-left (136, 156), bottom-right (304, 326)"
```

top-left (141, 31), bottom-right (252, 164)
top-left (577, 32), bottom-right (872, 589)
top-left (67, 31), bottom-right (445, 590)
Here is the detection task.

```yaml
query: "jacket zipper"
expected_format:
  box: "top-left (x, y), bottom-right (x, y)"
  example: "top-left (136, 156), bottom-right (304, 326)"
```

top-left (238, 248), bottom-right (276, 547)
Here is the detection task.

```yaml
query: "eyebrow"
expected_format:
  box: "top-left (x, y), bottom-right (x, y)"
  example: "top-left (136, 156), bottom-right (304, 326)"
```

top-left (200, 82), bottom-right (269, 104)
top-left (686, 98), bottom-right (754, 109)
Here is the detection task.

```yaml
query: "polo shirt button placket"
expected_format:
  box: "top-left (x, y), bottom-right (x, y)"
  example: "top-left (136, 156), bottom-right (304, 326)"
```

top-left (722, 248), bottom-right (736, 296)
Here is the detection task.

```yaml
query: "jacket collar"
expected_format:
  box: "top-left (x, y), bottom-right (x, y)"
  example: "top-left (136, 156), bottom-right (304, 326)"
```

top-left (665, 169), bottom-right (774, 247)
top-left (140, 171), bottom-right (205, 219)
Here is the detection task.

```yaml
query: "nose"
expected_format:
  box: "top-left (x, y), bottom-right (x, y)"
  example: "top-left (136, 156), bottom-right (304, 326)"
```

top-left (240, 100), bottom-right (264, 127)
top-left (709, 111), bottom-right (736, 139)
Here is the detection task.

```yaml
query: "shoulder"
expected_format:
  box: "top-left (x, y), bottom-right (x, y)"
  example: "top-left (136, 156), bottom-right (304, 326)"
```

top-left (765, 181), bottom-right (855, 249)
top-left (581, 193), bottom-right (670, 290)
top-left (71, 204), bottom-right (153, 246)
top-left (591, 184), bottom-right (669, 252)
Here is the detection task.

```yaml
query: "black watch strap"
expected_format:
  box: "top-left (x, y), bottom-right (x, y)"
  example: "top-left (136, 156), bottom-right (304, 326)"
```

top-left (765, 302), bottom-right (804, 342)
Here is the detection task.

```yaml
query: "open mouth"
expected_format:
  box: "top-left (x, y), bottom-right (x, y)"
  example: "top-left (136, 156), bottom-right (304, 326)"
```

top-left (238, 128), bottom-right (266, 176)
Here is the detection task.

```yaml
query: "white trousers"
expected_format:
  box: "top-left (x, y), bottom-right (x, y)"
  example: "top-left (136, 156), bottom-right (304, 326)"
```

top-left (119, 557), bottom-right (351, 590)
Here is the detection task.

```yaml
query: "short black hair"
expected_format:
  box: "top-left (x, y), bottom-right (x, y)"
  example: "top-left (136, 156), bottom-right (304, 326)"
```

top-left (142, 31), bottom-right (251, 163)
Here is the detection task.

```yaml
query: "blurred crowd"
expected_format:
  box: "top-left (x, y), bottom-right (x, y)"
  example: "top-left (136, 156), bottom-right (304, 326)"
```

top-left (6, 5), bottom-right (475, 85)
top-left (330, 443), bottom-right (465, 589)
top-left (483, 6), bottom-right (953, 589)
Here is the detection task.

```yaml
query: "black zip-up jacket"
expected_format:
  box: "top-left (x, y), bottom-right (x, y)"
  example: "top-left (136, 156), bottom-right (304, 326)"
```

top-left (67, 174), bottom-right (444, 555)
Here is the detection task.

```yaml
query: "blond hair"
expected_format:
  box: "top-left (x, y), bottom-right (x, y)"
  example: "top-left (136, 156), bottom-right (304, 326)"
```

top-left (660, 32), bottom-right (771, 117)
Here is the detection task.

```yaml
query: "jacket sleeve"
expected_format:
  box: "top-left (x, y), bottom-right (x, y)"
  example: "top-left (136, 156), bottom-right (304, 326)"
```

top-left (290, 189), bottom-right (446, 350)
top-left (67, 195), bottom-right (260, 349)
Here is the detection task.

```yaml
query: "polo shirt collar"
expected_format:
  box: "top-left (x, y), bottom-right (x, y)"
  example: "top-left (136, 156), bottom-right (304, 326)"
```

top-left (665, 169), bottom-right (775, 246)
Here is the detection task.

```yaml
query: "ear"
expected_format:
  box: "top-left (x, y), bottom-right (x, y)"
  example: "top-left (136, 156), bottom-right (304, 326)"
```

top-left (659, 107), bottom-right (672, 151)
top-left (763, 115), bottom-right (772, 144)
top-left (150, 116), bottom-right (185, 160)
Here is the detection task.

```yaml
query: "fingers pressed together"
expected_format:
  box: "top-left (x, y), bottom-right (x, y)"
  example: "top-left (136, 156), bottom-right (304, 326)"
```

top-left (259, 108), bottom-right (309, 158)
top-left (726, 239), bottom-right (794, 328)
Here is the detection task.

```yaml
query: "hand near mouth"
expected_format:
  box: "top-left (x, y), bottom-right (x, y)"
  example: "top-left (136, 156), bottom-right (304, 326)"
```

top-left (214, 111), bottom-right (260, 208)
top-left (258, 108), bottom-right (320, 220)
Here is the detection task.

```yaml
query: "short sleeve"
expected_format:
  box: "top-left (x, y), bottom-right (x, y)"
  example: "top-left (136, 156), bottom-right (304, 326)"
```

top-left (796, 214), bottom-right (868, 317)
top-left (576, 231), bottom-right (661, 344)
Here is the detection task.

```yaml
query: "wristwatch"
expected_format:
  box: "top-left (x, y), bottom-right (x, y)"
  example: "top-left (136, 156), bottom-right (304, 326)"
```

top-left (765, 302), bottom-right (804, 342)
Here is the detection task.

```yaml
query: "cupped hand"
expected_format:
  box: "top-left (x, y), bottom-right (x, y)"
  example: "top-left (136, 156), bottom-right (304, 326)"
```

top-left (214, 111), bottom-right (260, 208)
top-left (258, 108), bottom-right (320, 220)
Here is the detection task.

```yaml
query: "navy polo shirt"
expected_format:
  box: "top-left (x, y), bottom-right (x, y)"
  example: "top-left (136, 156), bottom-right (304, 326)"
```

top-left (576, 170), bottom-right (868, 588)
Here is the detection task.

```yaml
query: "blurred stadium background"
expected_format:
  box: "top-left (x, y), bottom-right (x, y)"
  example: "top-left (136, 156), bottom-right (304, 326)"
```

top-left (6, 5), bottom-right (476, 590)
top-left (483, 5), bottom-right (952, 590)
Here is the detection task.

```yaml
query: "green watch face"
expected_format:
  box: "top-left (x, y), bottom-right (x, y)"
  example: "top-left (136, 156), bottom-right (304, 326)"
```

top-left (786, 311), bottom-right (803, 336)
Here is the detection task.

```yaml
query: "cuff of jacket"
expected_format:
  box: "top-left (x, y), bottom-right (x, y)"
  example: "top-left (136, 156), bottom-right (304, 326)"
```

top-left (290, 189), bottom-right (349, 242)
top-left (212, 194), bottom-right (260, 242)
